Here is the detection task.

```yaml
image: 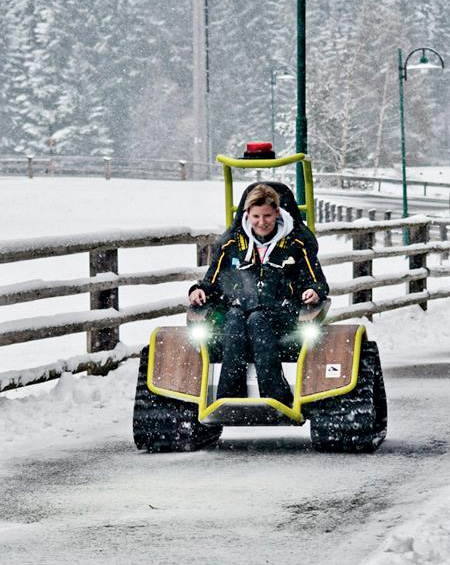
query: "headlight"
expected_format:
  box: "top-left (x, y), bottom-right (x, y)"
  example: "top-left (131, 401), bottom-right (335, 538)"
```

top-left (189, 323), bottom-right (211, 343)
top-left (299, 322), bottom-right (321, 345)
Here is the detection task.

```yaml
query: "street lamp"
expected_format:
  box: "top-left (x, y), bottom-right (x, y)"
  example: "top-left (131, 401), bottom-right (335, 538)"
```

top-left (270, 69), bottom-right (295, 152)
top-left (398, 47), bottom-right (444, 232)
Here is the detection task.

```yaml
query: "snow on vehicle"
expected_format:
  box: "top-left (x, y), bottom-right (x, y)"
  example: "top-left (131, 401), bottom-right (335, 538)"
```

top-left (133, 144), bottom-right (387, 453)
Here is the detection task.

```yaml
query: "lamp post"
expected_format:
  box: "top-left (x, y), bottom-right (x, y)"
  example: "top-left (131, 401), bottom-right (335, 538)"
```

top-left (398, 47), bottom-right (444, 239)
top-left (296, 0), bottom-right (306, 205)
top-left (270, 69), bottom-right (276, 150)
top-left (270, 69), bottom-right (295, 152)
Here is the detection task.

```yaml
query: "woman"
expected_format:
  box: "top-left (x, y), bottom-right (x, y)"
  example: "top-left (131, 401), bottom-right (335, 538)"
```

top-left (189, 183), bottom-right (329, 406)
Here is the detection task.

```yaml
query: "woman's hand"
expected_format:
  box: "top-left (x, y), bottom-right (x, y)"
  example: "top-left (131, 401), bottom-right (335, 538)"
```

top-left (302, 288), bottom-right (319, 305)
top-left (189, 288), bottom-right (207, 306)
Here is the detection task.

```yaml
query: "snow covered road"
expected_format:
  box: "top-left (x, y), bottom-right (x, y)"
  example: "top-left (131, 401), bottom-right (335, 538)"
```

top-left (2, 364), bottom-right (450, 565)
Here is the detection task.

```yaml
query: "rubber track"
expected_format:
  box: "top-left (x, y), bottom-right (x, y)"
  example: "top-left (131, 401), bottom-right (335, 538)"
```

top-left (133, 348), bottom-right (223, 452)
top-left (309, 341), bottom-right (388, 453)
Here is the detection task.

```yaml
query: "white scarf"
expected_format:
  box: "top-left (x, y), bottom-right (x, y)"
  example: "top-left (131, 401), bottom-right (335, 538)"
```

top-left (241, 207), bottom-right (294, 264)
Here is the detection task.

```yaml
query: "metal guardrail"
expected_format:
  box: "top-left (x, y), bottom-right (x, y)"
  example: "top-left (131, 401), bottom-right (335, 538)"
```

top-left (315, 172), bottom-right (450, 195)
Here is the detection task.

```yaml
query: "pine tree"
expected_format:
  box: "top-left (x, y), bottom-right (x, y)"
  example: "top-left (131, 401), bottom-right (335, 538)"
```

top-left (55, 1), bottom-right (114, 155)
top-left (0, 5), bottom-right (12, 152)
top-left (0, 0), bottom-right (447, 171)
top-left (3, 0), bottom-right (37, 155)
top-left (127, 0), bottom-right (194, 161)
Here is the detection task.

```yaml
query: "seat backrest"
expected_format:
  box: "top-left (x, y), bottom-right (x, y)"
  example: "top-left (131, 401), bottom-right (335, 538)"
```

top-left (228, 181), bottom-right (318, 254)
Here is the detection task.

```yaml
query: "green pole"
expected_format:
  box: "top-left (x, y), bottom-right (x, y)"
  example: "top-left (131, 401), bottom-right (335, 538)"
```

top-left (296, 0), bottom-right (307, 206)
top-left (270, 70), bottom-right (276, 150)
top-left (398, 48), bottom-right (408, 219)
top-left (398, 48), bottom-right (409, 245)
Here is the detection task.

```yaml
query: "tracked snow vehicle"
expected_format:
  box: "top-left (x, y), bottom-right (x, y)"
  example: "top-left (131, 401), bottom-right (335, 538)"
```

top-left (133, 146), bottom-right (387, 453)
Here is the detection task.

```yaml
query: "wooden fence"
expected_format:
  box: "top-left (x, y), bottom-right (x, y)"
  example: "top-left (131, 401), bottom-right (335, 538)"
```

top-left (314, 198), bottom-right (449, 246)
top-left (1, 216), bottom-right (449, 392)
top-left (4, 157), bottom-right (450, 194)
top-left (0, 155), bottom-right (225, 181)
top-left (317, 216), bottom-right (450, 321)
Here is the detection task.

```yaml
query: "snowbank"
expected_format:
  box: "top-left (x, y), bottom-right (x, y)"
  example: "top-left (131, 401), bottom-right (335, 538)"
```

top-left (0, 358), bottom-right (138, 457)
top-left (364, 492), bottom-right (450, 564)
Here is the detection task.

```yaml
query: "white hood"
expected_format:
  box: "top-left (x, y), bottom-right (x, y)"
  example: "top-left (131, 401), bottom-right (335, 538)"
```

top-left (241, 207), bottom-right (294, 264)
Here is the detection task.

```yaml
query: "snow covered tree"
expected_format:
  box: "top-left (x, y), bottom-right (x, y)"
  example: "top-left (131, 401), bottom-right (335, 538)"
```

top-left (127, 1), bottom-right (194, 161)
top-left (0, 0), bottom-right (448, 170)
top-left (205, 0), bottom-right (298, 158)
top-left (401, 0), bottom-right (450, 166)
top-left (53, 1), bottom-right (114, 155)
top-left (2, 0), bottom-right (37, 154)
top-left (0, 7), bottom-right (12, 152)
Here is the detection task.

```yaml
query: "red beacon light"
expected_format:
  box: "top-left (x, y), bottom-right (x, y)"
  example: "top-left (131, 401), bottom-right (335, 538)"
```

top-left (243, 141), bottom-right (275, 159)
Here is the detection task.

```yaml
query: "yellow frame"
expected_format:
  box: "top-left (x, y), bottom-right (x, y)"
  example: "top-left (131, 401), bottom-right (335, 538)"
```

top-left (216, 153), bottom-right (315, 233)
top-left (146, 325), bottom-right (367, 423)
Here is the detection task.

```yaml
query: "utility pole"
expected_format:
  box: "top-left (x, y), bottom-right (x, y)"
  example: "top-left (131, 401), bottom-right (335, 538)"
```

top-left (193, 0), bottom-right (209, 179)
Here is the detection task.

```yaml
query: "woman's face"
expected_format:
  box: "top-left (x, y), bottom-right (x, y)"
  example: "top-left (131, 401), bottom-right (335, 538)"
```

top-left (247, 204), bottom-right (279, 237)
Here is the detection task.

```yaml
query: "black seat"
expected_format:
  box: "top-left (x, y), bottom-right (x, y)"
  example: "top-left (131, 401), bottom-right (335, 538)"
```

top-left (217, 180), bottom-right (318, 254)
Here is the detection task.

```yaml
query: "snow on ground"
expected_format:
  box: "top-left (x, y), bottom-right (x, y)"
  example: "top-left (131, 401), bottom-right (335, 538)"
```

top-left (365, 496), bottom-right (450, 565)
top-left (1, 174), bottom-right (450, 564)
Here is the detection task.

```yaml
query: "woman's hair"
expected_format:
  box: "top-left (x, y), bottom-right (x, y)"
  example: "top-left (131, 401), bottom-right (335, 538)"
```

top-left (244, 184), bottom-right (280, 211)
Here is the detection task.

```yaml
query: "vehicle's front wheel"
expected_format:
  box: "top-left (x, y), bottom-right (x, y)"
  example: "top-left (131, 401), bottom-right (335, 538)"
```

top-left (133, 347), bottom-right (223, 452)
top-left (309, 340), bottom-right (387, 453)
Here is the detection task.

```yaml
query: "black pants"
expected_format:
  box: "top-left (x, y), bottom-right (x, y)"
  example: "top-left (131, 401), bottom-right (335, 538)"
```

top-left (216, 307), bottom-right (296, 405)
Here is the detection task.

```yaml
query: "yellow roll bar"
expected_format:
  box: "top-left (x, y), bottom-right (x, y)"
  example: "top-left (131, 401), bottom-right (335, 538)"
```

top-left (216, 153), bottom-right (316, 233)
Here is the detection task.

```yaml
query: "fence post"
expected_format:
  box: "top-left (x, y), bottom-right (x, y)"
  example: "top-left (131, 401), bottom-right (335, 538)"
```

top-left (384, 211), bottom-right (392, 247)
top-left (197, 242), bottom-right (213, 267)
top-left (179, 160), bottom-right (187, 180)
top-left (408, 223), bottom-right (428, 311)
top-left (179, 161), bottom-right (187, 180)
top-left (47, 158), bottom-right (55, 176)
top-left (104, 157), bottom-right (112, 180)
top-left (87, 249), bottom-right (120, 364)
top-left (440, 223), bottom-right (449, 261)
top-left (368, 210), bottom-right (376, 246)
top-left (330, 204), bottom-right (336, 222)
top-left (26, 155), bottom-right (34, 179)
top-left (344, 208), bottom-right (353, 241)
top-left (352, 228), bottom-right (374, 321)
top-left (318, 200), bottom-right (324, 223)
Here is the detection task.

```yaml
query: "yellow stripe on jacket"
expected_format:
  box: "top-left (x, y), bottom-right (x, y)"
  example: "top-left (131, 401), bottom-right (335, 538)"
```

top-left (211, 239), bottom-right (235, 284)
top-left (294, 238), bottom-right (317, 282)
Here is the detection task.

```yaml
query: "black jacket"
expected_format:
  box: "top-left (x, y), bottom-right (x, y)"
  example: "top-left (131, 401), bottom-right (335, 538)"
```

top-left (191, 225), bottom-right (329, 314)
